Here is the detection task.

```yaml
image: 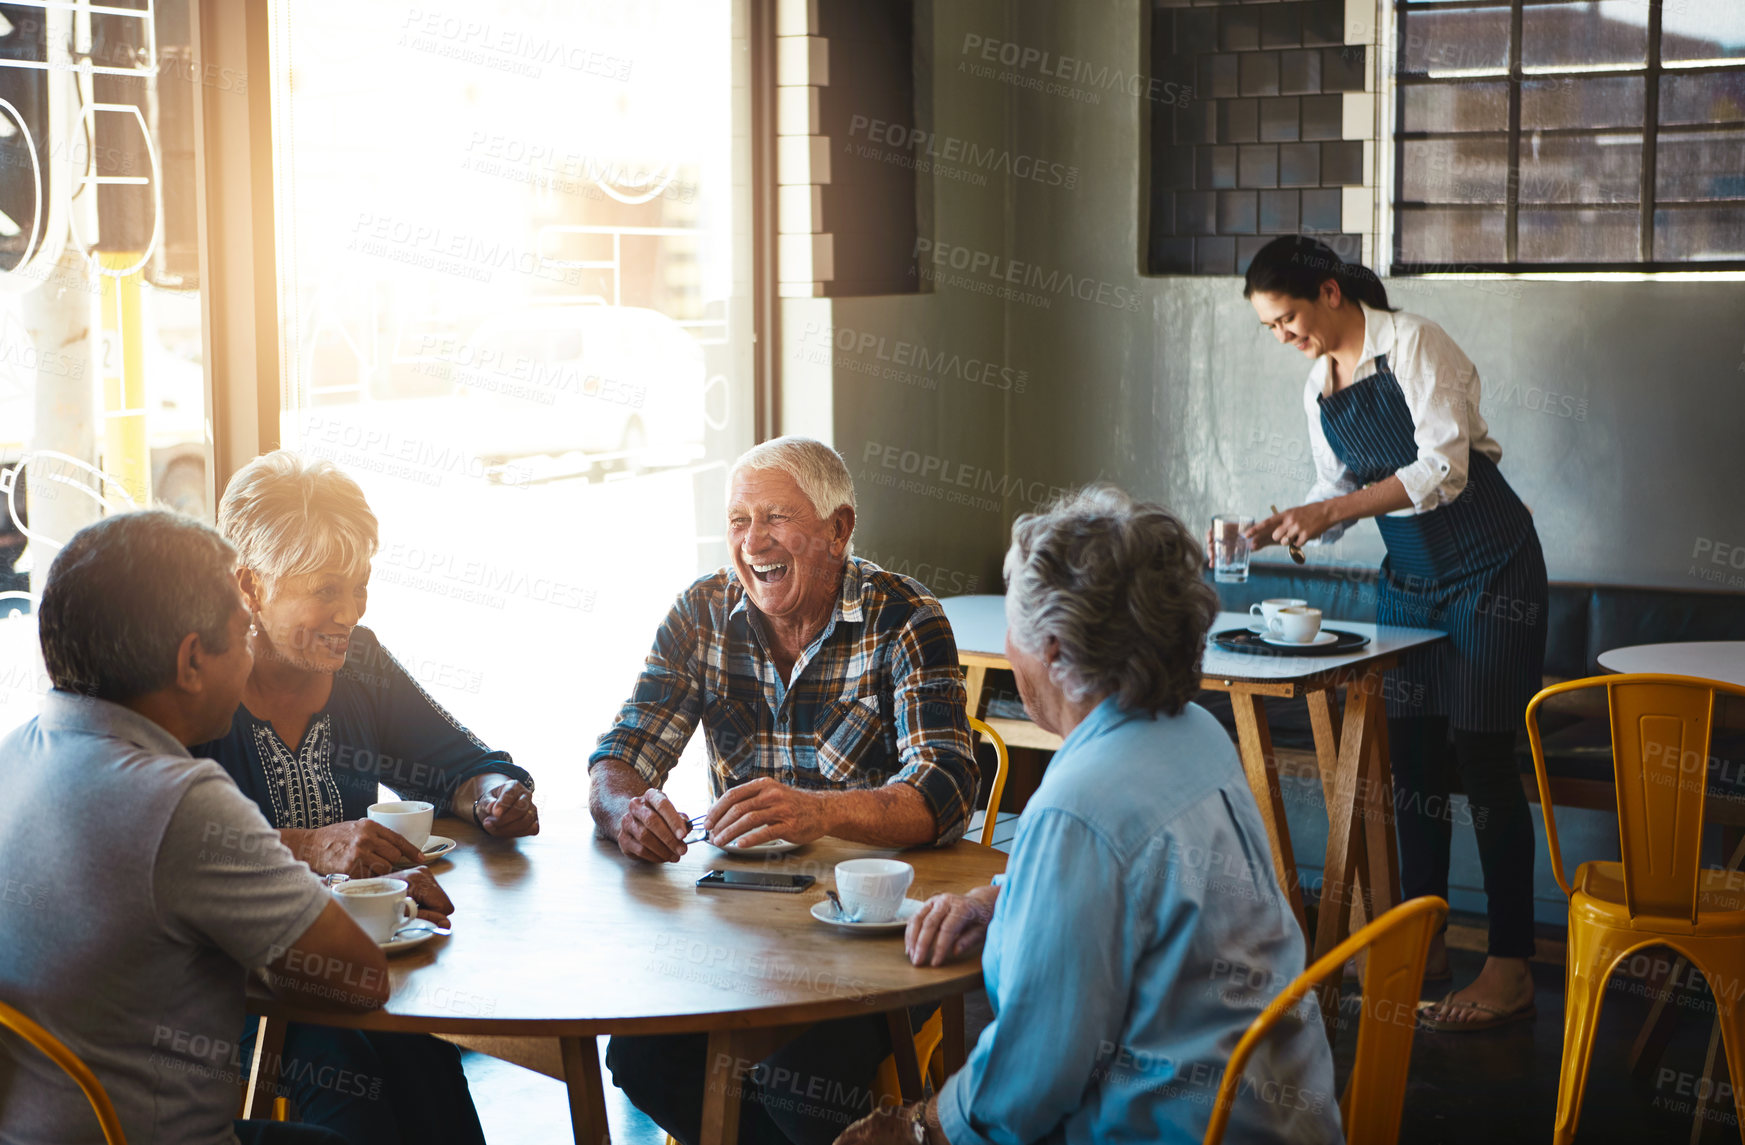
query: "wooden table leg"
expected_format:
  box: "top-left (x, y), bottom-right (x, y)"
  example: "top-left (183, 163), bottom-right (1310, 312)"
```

top-left (1230, 690), bottom-right (1308, 937)
top-left (241, 1014), bottom-right (285, 1120)
top-left (561, 1036), bottom-right (611, 1145)
top-left (885, 1009), bottom-right (923, 1102)
top-left (701, 1029), bottom-right (744, 1145)
top-left (1307, 687), bottom-right (1369, 896)
top-left (963, 665), bottom-right (988, 721)
top-left (1689, 1020), bottom-right (1726, 1145)
top-left (1354, 673), bottom-right (1401, 929)
top-left (1307, 688), bottom-right (1374, 954)
top-left (941, 994), bottom-right (966, 1078)
top-left (1309, 671), bottom-right (1383, 1040)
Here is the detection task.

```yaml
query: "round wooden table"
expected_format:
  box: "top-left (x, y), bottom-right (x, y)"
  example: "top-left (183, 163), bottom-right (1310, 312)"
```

top-left (245, 817), bottom-right (1007, 1145)
top-left (1597, 641), bottom-right (1745, 688)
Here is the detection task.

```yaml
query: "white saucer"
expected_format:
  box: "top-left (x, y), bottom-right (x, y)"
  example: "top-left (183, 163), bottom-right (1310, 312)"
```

top-left (1247, 623), bottom-right (1269, 634)
top-left (380, 921), bottom-right (442, 954)
top-left (809, 897), bottom-right (922, 933)
top-left (710, 837), bottom-right (803, 856)
top-left (420, 836), bottom-right (457, 861)
top-left (1261, 631), bottom-right (1338, 648)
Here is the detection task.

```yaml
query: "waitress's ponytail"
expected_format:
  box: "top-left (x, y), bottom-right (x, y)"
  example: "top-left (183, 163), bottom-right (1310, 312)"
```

top-left (1243, 235), bottom-right (1396, 312)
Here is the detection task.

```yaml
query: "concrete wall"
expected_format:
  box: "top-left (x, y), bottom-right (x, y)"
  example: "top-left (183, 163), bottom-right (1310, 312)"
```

top-left (807, 0), bottom-right (1745, 922)
top-left (832, 0), bottom-right (1745, 597)
top-left (1000, 0), bottom-right (1745, 591)
top-left (795, 0), bottom-right (1022, 599)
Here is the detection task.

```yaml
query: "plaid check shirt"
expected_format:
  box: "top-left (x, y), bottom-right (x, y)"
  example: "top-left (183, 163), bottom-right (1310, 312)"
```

top-left (589, 557), bottom-right (979, 844)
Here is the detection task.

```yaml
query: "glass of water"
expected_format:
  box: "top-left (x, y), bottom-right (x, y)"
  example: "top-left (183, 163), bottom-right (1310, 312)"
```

top-left (1212, 515), bottom-right (1253, 583)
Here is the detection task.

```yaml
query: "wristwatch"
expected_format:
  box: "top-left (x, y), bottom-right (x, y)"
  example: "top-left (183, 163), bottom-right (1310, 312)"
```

top-left (907, 1103), bottom-right (928, 1144)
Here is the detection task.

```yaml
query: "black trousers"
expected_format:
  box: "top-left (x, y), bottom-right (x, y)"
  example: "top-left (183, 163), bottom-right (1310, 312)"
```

top-left (1388, 716), bottom-right (1537, 959)
top-left (239, 1022), bottom-right (486, 1145)
top-left (233, 1121), bottom-right (348, 1144)
top-left (606, 1006), bottom-right (932, 1145)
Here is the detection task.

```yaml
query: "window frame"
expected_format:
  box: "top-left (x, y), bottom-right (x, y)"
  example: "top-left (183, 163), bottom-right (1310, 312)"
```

top-left (1390, 0), bottom-right (1745, 273)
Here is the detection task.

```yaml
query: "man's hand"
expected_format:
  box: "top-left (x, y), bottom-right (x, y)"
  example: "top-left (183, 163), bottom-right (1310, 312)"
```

top-left (617, 787), bottom-right (692, 864)
top-left (300, 820), bottom-right (425, 878)
top-left (476, 780), bottom-right (539, 838)
top-left (706, 778), bottom-right (832, 848)
top-left (905, 886), bottom-right (999, 967)
top-left (398, 865), bottom-right (454, 927)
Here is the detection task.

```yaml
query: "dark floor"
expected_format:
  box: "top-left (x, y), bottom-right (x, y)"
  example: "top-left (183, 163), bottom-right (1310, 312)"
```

top-left (1327, 929), bottom-right (1739, 1145)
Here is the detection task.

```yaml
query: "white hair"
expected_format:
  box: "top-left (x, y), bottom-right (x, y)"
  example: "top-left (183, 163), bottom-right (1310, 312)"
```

top-left (218, 450), bottom-right (379, 588)
top-left (728, 436), bottom-right (857, 549)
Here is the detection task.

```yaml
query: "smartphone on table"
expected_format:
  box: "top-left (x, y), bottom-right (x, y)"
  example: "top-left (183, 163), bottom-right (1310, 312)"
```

top-left (696, 869), bottom-right (815, 893)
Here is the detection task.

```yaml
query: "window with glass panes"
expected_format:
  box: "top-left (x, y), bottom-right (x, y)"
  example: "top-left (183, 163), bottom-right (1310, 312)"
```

top-left (1394, 0), bottom-right (1745, 270)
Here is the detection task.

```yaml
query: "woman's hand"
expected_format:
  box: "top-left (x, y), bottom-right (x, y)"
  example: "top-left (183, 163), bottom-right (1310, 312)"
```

top-left (300, 820), bottom-right (426, 877)
top-left (905, 885), bottom-right (999, 967)
top-left (1248, 502), bottom-right (1336, 551)
top-left (475, 780), bottom-right (539, 837)
top-left (398, 864), bottom-right (454, 927)
top-left (835, 1101), bottom-right (946, 1145)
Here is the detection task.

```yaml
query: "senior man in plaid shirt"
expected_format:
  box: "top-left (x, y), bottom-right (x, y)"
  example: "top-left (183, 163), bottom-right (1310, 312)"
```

top-left (591, 435), bottom-right (979, 1145)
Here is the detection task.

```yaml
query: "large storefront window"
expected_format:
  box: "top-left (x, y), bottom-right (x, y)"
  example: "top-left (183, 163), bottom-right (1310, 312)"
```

top-left (1, 0), bottom-right (216, 733)
top-left (271, 1), bottom-right (754, 807)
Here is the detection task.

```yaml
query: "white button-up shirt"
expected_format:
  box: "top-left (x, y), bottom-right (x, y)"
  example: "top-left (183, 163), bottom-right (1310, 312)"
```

top-left (1302, 302), bottom-right (1501, 544)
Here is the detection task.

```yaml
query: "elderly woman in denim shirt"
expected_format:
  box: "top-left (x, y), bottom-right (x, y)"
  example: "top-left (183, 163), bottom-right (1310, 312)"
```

top-left (839, 486), bottom-right (1343, 1145)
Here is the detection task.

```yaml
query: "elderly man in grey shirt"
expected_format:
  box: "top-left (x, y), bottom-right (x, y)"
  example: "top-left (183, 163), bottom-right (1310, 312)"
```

top-left (0, 511), bottom-right (392, 1145)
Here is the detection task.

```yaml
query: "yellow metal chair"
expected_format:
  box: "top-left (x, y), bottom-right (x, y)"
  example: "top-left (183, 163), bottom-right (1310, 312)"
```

top-left (1203, 895), bottom-right (1448, 1145)
top-left (663, 720), bottom-right (1011, 1143)
top-left (1526, 673), bottom-right (1745, 1145)
top-left (968, 716), bottom-right (1012, 849)
top-left (0, 998), bottom-right (129, 1144)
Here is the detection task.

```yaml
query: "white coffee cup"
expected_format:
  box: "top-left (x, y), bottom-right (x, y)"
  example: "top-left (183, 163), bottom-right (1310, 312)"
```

top-left (1250, 598), bottom-right (1308, 629)
top-left (333, 877), bottom-right (417, 943)
top-left (368, 800), bottom-right (435, 850)
top-left (834, 859), bottom-right (915, 924)
top-left (1274, 606), bottom-right (1323, 643)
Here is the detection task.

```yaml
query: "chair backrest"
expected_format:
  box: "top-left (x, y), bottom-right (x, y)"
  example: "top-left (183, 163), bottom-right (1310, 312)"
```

top-left (0, 998), bottom-right (128, 1144)
top-left (968, 717), bottom-right (1010, 848)
top-left (1202, 896), bottom-right (1447, 1145)
top-left (1526, 673), bottom-right (1745, 930)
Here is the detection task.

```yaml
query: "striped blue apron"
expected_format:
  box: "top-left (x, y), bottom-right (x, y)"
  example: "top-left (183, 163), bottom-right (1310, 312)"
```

top-left (1318, 353), bottom-right (1548, 732)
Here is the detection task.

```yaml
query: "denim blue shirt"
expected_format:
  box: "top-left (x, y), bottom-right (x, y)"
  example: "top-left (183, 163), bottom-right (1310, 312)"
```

top-left (938, 697), bottom-right (1344, 1145)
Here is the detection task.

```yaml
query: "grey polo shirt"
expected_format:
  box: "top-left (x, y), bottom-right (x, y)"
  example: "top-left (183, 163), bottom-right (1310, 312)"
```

top-left (0, 692), bottom-right (330, 1145)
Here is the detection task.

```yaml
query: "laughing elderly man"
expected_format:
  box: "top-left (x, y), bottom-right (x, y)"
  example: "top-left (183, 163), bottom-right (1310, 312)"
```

top-left (590, 435), bottom-right (978, 1145)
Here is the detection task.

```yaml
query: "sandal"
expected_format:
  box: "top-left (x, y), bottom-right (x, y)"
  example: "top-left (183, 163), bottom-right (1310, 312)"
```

top-left (1416, 992), bottom-right (1536, 1033)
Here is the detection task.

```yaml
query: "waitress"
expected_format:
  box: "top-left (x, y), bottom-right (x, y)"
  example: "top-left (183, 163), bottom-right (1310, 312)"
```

top-left (1242, 235), bottom-right (1546, 1034)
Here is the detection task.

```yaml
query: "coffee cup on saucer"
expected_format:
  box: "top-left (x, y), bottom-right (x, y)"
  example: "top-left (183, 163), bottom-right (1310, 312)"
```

top-left (332, 877), bottom-right (417, 942)
top-left (834, 859), bottom-right (915, 924)
top-left (1250, 598), bottom-right (1307, 631)
top-left (368, 800), bottom-right (434, 850)
top-left (1274, 606), bottom-right (1323, 643)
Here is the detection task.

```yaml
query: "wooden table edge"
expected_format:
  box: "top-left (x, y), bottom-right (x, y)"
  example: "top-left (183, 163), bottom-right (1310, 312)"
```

top-left (245, 970), bottom-right (987, 1038)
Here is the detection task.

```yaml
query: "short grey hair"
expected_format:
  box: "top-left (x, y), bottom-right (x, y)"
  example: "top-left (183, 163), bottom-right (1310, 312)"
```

top-left (728, 435), bottom-right (856, 548)
top-left (218, 451), bottom-right (378, 590)
top-left (39, 511), bottom-right (240, 703)
top-left (1003, 485), bottom-right (1218, 716)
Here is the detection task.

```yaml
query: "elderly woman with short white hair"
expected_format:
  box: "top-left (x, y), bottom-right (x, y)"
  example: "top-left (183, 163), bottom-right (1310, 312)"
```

top-left (839, 486), bottom-right (1343, 1145)
top-left (192, 450), bottom-right (539, 1145)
